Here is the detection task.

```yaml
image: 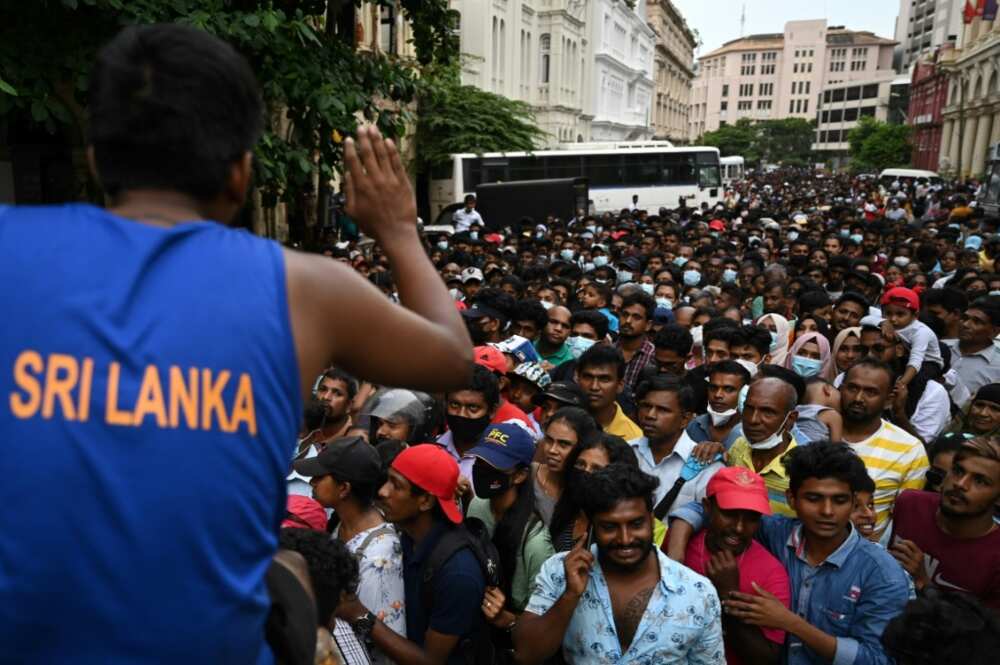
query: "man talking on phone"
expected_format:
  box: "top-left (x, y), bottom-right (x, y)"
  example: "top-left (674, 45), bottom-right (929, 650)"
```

top-left (513, 464), bottom-right (724, 664)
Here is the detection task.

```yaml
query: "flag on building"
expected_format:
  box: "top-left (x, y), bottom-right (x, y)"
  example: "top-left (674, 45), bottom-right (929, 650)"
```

top-left (984, 0), bottom-right (999, 21)
top-left (965, 0), bottom-right (978, 23)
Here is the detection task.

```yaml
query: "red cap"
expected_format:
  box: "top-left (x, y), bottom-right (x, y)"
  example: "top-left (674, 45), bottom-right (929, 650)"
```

top-left (391, 445), bottom-right (463, 524)
top-left (474, 345), bottom-right (508, 375)
top-left (881, 286), bottom-right (919, 311)
top-left (709, 219), bottom-right (726, 232)
top-left (282, 495), bottom-right (329, 531)
top-left (707, 467), bottom-right (772, 515)
top-left (454, 300), bottom-right (467, 311)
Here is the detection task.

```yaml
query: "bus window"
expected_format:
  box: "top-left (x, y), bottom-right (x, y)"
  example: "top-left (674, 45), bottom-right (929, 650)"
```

top-left (623, 154), bottom-right (662, 185)
top-left (699, 165), bottom-right (721, 188)
top-left (662, 154), bottom-right (696, 185)
top-left (582, 154), bottom-right (623, 187)
top-left (545, 155), bottom-right (583, 180)
top-left (508, 156), bottom-right (546, 181)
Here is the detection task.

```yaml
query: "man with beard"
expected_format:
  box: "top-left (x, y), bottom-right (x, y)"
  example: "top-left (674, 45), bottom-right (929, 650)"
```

top-left (889, 435), bottom-right (1000, 609)
top-left (681, 467), bottom-right (790, 665)
top-left (514, 464), bottom-right (724, 664)
top-left (839, 358), bottom-right (929, 538)
top-left (616, 292), bottom-right (657, 392)
top-left (535, 305), bottom-right (574, 369)
top-left (310, 368), bottom-right (357, 446)
top-left (831, 292), bottom-right (868, 335)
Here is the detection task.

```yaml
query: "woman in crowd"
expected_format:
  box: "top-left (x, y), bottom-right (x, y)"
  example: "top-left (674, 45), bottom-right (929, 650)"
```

top-left (832, 326), bottom-right (863, 378)
top-left (785, 331), bottom-right (835, 381)
top-left (532, 406), bottom-right (599, 526)
top-left (757, 312), bottom-right (792, 365)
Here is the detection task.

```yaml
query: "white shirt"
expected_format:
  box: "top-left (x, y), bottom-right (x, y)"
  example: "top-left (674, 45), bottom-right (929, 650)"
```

top-left (451, 208), bottom-right (483, 232)
top-left (628, 432), bottom-right (722, 514)
top-left (896, 318), bottom-right (943, 370)
top-left (909, 379), bottom-right (951, 445)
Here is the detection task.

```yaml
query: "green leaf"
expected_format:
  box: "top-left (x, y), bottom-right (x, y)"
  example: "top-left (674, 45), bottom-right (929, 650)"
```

top-left (30, 100), bottom-right (49, 122)
top-left (0, 78), bottom-right (17, 97)
top-left (243, 14), bottom-right (260, 28)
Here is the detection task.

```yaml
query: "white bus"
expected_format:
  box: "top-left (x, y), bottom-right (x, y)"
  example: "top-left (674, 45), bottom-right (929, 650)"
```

top-left (429, 143), bottom-right (723, 219)
top-left (720, 156), bottom-right (745, 184)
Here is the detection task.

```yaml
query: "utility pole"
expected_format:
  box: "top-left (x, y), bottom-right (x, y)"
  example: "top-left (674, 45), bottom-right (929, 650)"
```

top-left (740, 3), bottom-right (747, 38)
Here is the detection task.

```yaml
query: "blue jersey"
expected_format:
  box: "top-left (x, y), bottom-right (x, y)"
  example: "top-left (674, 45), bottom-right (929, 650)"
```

top-left (0, 204), bottom-right (301, 663)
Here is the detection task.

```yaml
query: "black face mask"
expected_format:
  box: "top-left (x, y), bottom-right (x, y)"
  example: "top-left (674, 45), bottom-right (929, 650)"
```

top-left (446, 413), bottom-right (492, 445)
top-left (472, 461), bottom-right (512, 499)
top-left (303, 398), bottom-right (327, 431)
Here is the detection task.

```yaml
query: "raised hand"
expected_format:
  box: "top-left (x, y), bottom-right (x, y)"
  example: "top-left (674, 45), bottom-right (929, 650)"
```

top-left (562, 535), bottom-right (594, 598)
top-left (342, 125), bottom-right (418, 243)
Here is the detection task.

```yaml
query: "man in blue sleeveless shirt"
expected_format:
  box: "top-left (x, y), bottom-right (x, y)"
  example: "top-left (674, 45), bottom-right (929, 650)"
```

top-left (0, 24), bottom-right (472, 663)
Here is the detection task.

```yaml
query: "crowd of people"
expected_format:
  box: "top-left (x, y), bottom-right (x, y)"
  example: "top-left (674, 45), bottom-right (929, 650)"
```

top-left (6, 23), bottom-right (1000, 665)
top-left (293, 164), bottom-right (1000, 664)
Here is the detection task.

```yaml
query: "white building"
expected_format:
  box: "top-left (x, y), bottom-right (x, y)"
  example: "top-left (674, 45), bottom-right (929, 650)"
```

top-left (688, 19), bottom-right (896, 141)
top-left (894, 0), bottom-right (965, 72)
top-left (585, 0), bottom-right (656, 141)
top-left (451, 0), bottom-right (591, 146)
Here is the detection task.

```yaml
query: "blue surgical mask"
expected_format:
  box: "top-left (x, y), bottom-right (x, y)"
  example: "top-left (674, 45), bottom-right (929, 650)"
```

top-left (839, 229), bottom-right (850, 238)
top-left (640, 283), bottom-right (655, 295)
top-left (791, 355), bottom-right (823, 378)
top-left (674, 256), bottom-right (688, 267)
top-left (737, 384), bottom-right (749, 413)
top-left (437, 241), bottom-right (449, 251)
top-left (566, 335), bottom-right (597, 359)
top-left (593, 255), bottom-right (609, 268)
top-left (617, 270), bottom-right (633, 284)
top-left (582, 262), bottom-right (595, 272)
top-left (560, 249), bottom-right (575, 261)
top-left (656, 297), bottom-right (673, 310)
top-left (769, 331), bottom-right (779, 351)
top-left (683, 269), bottom-right (701, 286)
top-left (470, 231), bottom-right (479, 240)
top-left (787, 230), bottom-right (799, 241)
top-left (722, 268), bottom-right (738, 284)
top-left (585, 225), bottom-right (597, 233)
top-left (850, 233), bottom-right (863, 244)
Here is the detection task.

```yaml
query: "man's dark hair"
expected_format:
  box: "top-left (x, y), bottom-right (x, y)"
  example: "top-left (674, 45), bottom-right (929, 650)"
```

top-left (703, 320), bottom-right (738, 347)
top-left (621, 291), bottom-right (657, 320)
top-left (734, 325), bottom-right (772, 356)
top-left (320, 368), bottom-right (358, 401)
top-left (836, 290), bottom-right (870, 310)
top-left (708, 360), bottom-right (751, 386)
top-left (88, 24), bottom-right (263, 201)
top-left (513, 299), bottom-right (549, 332)
top-left (278, 528), bottom-right (359, 625)
top-left (653, 324), bottom-right (693, 355)
top-left (783, 440), bottom-right (869, 496)
top-left (923, 287), bottom-right (968, 314)
top-left (798, 289), bottom-right (832, 316)
top-left (577, 344), bottom-right (627, 379)
top-left (570, 309), bottom-right (610, 339)
top-left (881, 590), bottom-right (1000, 665)
top-left (635, 374), bottom-right (695, 412)
top-left (470, 288), bottom-right (517, 325)
top-left (579, 464), bottom-right (659, 519)
top-left (968, 300), bottom-right (1000, 326)
top-left (450, 364), bottom-right (501, 409)
top-left (500, 275), bottom-right (525, 298)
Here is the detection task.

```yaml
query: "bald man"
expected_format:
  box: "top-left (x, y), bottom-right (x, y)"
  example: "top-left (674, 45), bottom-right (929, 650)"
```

top-left (536, 305), bottom-right (574, 369)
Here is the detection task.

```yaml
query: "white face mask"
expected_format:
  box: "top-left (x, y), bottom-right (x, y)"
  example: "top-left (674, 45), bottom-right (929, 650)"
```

top-left (640, 283), bottom-right (655, 295)
top-left (707, 405), bottom-right (738, 426)
top-left (539, 299), bottom-right (554, 310)
top-left (747, 412), bottom-right (791, 450)
top-left (734, 358), bottom-right (759, 379)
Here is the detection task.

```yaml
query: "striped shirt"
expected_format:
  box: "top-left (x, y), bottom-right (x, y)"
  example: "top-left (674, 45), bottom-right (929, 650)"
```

top-left (845, 420), bottom-right (928, 537)
top-left (727, 436), bottom-right (800, 517)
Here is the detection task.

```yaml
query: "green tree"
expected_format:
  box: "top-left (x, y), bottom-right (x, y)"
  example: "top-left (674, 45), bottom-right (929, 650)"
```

top-left (414, 61), bottom-right (545, 173)
top-left (0, 0), bottom-right (458, 235)
top-left (698, 118), bottom-right (759, 163)
top-left (756, 118), bottom-right (815, 166)
top-left (847, 117), bottom-right (911, 172)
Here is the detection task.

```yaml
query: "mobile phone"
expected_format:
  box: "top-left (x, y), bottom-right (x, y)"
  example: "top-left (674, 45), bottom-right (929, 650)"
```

top-left (585, 523), bottom-right (595, 550)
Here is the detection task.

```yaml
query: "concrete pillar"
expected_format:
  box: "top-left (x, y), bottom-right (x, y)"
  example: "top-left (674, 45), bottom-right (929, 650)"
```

top-left (973, 112), bottom-right (993, 176)
top-left (941, 118), bottom-right (954, 160)
top-left (950, 115), bottom-right (964, 171)
top-left (962, 114), bottom-right (980, 177)
top-left (991, 109), bottom-right (1000, 147)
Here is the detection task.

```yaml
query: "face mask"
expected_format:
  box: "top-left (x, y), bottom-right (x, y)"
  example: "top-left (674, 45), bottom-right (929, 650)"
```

top-left (734, 358), bottom-right (758, 379)
top-left (539, 299), bottom-right (554, 310)
top-left (656, 297), bottom-right (673, 310)
top-left (722, 268), bottom-right (738, 284)
top-left (639, 283), bottom-right (655, 295)
top-left (582, 262), bottom-right (595, 272)
top-left (469, 232), bottom-right (479, 240)
top-left (737, 384), bottom-right (749, 413)
top-left (449, 287), bottom-right (464, 301)
top-left (683, 270), bottom-right (701, 286)
top-left (990, 290), bottom-right (1000, 297)
top-left (446, 413), bottom-right (493, 444)
top-left (617, 270), bottom-right (633, 284)
top-left (893, 256), bottom-right (911, 267)
top-left (850, 234), bottom-right (863, 245)
top-left (674, 257), bottom-right (688, 267)
top-left (437, 241), bottom-right (449, 251)
top-left (769, 331), bottom-right (779, 352)
top-left (787, 230), bottom-right (799, 241)
top-left (585, 225), bottom-right (597, 233)
top-left (707, 405), bottom-right (737, 426)
top-left (791, 355), bottom-right (823, 378)
top-left (839, 229), bottom-right (850, 238)
top-left (690, 325), bottom-right (703, 347)
top-left (566, 335), bottom-right (597, 359)
top-left (560, 249), bottom-right (576, 261)
top-left (747, 412), bottom-right (791, 450)
top-left (472, 461), bottom-right (512, 499)
top-left (593, 255), bottom-right (609, 268)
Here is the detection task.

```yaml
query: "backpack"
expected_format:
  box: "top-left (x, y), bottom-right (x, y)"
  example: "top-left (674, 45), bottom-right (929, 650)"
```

top-left (420, 518), bottom-right (507, 665)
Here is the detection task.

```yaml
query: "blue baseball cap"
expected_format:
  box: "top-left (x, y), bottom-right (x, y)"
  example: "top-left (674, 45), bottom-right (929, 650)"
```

top-left (490, 335), bottom-right (541, 365)
top-left (465, 423), bottom-right (535, 471)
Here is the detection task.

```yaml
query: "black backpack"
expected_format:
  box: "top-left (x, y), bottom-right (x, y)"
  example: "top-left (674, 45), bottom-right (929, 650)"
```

top-left (420, 517), bottom-right (507, 665)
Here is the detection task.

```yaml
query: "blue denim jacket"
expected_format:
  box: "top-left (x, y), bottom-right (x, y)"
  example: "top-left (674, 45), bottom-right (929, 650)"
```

top-left (671, 506), bottom-right (910, 665)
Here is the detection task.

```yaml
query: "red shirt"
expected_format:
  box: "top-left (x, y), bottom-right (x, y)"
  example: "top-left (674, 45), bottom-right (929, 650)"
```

top-left (492, 399), bottom-right (532, 429)
top-left (683, 531), bottom-right (791, 665)
top-left (891, 490), bottom-right (1000, 610)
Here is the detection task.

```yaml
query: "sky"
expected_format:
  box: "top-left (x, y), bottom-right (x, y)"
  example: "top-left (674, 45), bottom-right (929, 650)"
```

top-left (670, 0), bottom-right (902, 58)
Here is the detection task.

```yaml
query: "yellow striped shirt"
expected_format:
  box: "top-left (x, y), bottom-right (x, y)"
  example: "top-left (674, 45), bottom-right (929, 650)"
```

top-left (727, 436), bottom-right (800, 517)
top-left (845, 420), bottom-right (928, 536)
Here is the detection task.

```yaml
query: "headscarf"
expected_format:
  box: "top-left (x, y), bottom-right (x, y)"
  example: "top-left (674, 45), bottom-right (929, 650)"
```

top-left (758, 313), bottom-right (792, 365)
top-left (832, 326), bottom-right (862, 374)
top-left (785, 331), bottom-right (835, 381)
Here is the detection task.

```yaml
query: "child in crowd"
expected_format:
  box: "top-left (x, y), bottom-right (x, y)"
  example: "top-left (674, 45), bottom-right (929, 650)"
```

top-left (880, 287), bottom-right (944, 391)
top-left (795, 376), bottom-right (843, 443)
top-left (578, 281), bottom-right (619, 333)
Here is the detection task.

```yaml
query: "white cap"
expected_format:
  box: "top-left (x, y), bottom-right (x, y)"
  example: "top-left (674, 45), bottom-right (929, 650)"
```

top-left (461, 267), bottom-right (484, 283)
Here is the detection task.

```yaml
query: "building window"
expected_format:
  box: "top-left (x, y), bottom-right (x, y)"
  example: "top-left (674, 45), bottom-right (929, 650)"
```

top-left (793, 63), bottom-right (799, 73)
top-left (757, 99), bottom-right (772, 110)
top-left (821, 110), bottom-right (830, 122)
top-left (738, 100), bottom-right (752, 110)
top-left (832, 88), bottom-right (845, 102)
top-left (790, 100), bottom-right (795, 113)
top-left (862, 84), bottom-right (878, 98)
top-left (540, 34), bottom-right (550, 83)
top-left (844, 107), bottom-right (859, 121)
top-left (379, 5), bottom-right (397, 55)
top-left (803, 99), bottom-right (808, 114)
top-left (860, 106), bottom-right (876, 117)
top-left (722, 84), bottom-right (729, 97)
top-left (830, 109), bottom-right (843, 122)
top-left (846, 86), bottom-right (860, 101)
top-left (721, 100), bottom-right (728, 111)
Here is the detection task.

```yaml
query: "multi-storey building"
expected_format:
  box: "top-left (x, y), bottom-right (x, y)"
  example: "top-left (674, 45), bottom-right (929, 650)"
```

top-left (451, 0), bottom-right (591, 146)
top-left (894, 0), bottom-right (965, 72)
top-left (688, 19), bottom-right (896, 141)
top-left (908, 57), bottom-right (950, 171)
top-left (647, 0), bottom-right (697, 143)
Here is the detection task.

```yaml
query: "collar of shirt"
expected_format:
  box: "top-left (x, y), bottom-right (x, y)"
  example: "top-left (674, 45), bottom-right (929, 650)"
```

top-left (730, 435), bottom-right (799, 477)
top-left (786, 522), bottom-right (860, 569)
top-left (630, 431), bottom-right (696, 469)
top-left (434, 431), bottom-right (460, 461)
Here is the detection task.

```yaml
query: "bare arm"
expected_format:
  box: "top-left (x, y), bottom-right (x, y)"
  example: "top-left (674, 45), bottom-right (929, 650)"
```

top-left (724, 617), bottom-right (782, 665)
top-left (368, 622), bottom-right (460, 665)
top-left (513, 597), bottom-right (581, 665)
top-left (285, 127), bottom-right (472, 397)
top-left (817, 409), bottom-right (843, 443)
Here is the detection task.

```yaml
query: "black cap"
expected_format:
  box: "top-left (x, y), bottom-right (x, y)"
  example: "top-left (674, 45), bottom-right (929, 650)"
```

top-left (292, 435), bottom-right (382, 485)
top-left (531, 381), bottom-right (587, 409)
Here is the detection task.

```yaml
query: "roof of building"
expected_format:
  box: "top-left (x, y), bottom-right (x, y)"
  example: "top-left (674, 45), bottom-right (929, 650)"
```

top-left (699, 27), bottom-right (895, 61)
top-left (826, 29), bottom-right (897, 46)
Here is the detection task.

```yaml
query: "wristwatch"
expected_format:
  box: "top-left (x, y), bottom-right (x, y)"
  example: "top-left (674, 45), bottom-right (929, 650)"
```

top-left (350, 611), bottom-right (377, 638)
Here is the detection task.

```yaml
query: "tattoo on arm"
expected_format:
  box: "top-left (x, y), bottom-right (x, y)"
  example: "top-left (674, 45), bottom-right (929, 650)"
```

top-left (617, 586), bottom-right (655, 650)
